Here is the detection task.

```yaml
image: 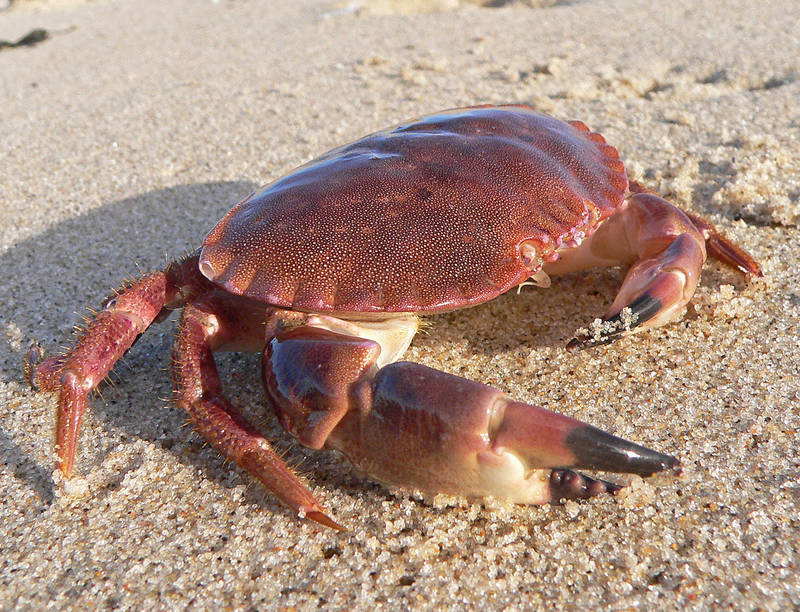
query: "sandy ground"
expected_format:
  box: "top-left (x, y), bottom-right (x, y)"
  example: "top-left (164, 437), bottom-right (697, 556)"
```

top-left (1, 0), bottom-right (799, 609)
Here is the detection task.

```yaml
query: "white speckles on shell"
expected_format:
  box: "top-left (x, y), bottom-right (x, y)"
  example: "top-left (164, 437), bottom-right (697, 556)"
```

top-left (201, 105), bottom-right (627, 313)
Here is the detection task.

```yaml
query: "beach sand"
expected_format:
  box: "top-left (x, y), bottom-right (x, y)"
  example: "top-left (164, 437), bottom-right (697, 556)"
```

top-left (1, 0), bottom-right (798, 608)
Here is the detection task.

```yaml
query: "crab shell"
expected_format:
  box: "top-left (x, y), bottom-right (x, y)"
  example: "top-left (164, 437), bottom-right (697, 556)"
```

top-left (200, 105), bottom-right (627, 313)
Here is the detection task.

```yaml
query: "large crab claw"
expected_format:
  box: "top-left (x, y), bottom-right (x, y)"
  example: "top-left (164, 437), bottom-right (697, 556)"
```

top-left (262, 323), bottom-right (680, 524)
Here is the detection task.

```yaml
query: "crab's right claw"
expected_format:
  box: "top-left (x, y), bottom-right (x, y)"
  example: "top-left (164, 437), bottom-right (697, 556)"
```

top-left (264, 328), bottom-right (681, 508)
top-left (357, 363), bottom-right (682, 504)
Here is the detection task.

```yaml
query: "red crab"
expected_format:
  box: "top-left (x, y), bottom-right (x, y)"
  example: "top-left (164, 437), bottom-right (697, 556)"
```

top-left (27, 105), bottom-right (761, 529)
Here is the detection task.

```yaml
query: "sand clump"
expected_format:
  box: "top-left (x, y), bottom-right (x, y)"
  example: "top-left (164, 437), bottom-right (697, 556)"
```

top-left (712, 135), bottom-right (800, 227)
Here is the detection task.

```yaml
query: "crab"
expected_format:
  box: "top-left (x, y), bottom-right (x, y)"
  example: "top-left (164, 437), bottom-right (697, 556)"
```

top-left (26, 105), bottom-right (762, 529)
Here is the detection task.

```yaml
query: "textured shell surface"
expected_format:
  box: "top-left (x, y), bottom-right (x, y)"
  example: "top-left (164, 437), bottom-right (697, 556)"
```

top-left (201, 105), bottom-right (628, 314)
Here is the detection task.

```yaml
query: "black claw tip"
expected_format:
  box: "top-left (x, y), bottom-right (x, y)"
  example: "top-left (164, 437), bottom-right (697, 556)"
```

top-left (565, 425), bottom-right (681, 477)
top-left (602, 480), bottom-right (623, 495)
top-left (665, 456), bottom-right (683, 477)
top-left (566, 333), bottom-right (615, 352)
top-left (620, 293), bottom-right (663, 326)
top-left (550, 469), bottom-right (618, 501)
top-left (567, 293), bottom-right (663, 350)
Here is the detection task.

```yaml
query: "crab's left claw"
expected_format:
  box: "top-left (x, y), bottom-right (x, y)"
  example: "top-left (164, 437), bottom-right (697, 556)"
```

top-left (264, 327), bottom-right (680, 507)
top-left (565, 192), bottom-right (762, 350)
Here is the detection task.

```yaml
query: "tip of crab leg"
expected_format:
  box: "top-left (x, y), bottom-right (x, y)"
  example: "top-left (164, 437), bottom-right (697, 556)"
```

top-left (566, 293), bottom-right (662, 351)
top-left (706, 231), bottom-right (764, 277)
top-left (682, 210), bottom-right (764, 277)
top-left (304, 510), bottom-right (348, 532)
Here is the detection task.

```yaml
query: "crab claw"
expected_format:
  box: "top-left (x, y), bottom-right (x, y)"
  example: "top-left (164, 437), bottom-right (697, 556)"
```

top-left (494, 398), bottom-right (682, 480)
top-left (564, 192), bottom-right (761, 350)
top-left (264, 328), bottom-right (680, 508)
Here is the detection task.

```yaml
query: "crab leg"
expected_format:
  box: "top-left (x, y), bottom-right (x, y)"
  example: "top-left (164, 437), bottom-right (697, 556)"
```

top-left (172, 302), bottom-right (343, 530)
top-left (25, 255), bottom-right (203, 477)
top-left (541, 192), bottom-right (761, 349)
top-left (263, 324), bottom-right (680, 510)
top-left (628, 179), bottom-right (763, 278)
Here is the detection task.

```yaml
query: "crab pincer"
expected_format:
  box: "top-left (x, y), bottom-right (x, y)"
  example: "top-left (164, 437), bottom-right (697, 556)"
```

top-left (264, 327), bottom-right (680, 510)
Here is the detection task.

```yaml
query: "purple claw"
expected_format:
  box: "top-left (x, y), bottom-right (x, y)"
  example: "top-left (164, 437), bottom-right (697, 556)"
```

top-left (549, 469), bottom-right (621, 501)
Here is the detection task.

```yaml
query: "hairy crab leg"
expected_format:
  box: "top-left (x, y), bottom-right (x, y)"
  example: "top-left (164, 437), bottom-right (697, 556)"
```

top-left (25, 255), bottom-right (203, 477)
top-left (540, 192), bottom-right (761, 350)
top-left (263, 324), bottom-right (680, 514)
top-left (173, 302), bottom-right (343, 530)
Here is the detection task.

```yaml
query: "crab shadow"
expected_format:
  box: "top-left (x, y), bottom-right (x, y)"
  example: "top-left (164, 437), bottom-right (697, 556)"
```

top-left (0, 181), bottom-right (276, 511)
top-left (0, 180), bottom-right (402, 520)
top-left (0, 427), bottom-right (54, 505)
top-left (424, 269), bottom-right (626, 358)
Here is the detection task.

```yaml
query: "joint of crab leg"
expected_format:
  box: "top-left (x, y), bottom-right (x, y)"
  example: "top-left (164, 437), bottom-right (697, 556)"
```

top-left (51, 275), bottom-right (171, 477)
top-left (681, 210), bottom-right (763, 277)
top-left (24, 342), bottom-right (61, 391)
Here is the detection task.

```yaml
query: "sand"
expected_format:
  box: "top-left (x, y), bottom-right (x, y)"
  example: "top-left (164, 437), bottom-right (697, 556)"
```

top-left (1, 0), bottom-right (798, 609)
